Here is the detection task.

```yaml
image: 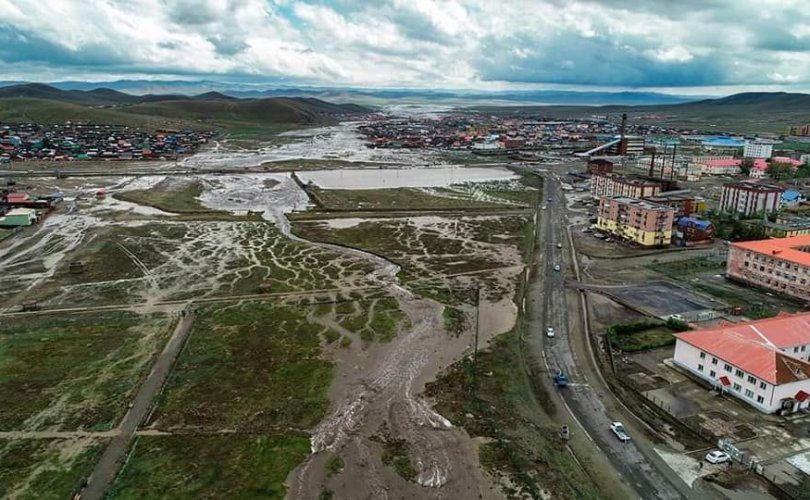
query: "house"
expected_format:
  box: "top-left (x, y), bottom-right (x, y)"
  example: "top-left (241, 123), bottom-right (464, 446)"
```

top-left (673, 217), bottom-right (714, 246)
top-left (750, 157), bottom-right (803, 179)
top-left (673, 312), bottom-right (810, 414)
top-left (725, 234), bottom-right (810, 301)
top-left (781, 190), bottom-right (804, 209)
top-left (700, 158), bottom-right (742, 176)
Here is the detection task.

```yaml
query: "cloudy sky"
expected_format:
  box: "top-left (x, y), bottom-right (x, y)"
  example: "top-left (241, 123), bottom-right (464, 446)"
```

top-left (2, 0), bottom-right (810, 94)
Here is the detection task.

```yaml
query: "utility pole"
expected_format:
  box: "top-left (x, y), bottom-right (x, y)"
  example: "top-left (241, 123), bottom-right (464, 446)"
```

top-left (472, 284), bottom-right (481, 389)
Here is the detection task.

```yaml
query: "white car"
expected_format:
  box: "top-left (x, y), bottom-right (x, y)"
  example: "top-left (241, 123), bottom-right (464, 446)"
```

top-left (557, 243), bottom-right (563, 249)
top-left (546, 327), bottom-right (555, 338)
top-left (541, 205), bottom-right (547, 210)
top-left (610, 422), bottom-right (630, 442)
top-left (553, 264), bottom-right (561, 271)
top-left (705, 450), bottom-right (731, 464)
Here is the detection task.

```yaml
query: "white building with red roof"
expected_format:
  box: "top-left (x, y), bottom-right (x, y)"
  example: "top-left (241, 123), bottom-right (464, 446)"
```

top-left (673, 312), bottom-right (810, 414)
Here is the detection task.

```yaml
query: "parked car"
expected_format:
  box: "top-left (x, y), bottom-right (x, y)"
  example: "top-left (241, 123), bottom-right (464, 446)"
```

top-left (554, 370), bottom-right (568, 387)
top-left (553, 264), bottom-right (561, 271)
top-left (546, 327), bottom-right (555, 338)
top-left (610, 422), bottom-right (630, 442)
top-left (705, 450), bottom-right (731, 464)
top-left (557, 243), bottom-right (563, 248)
top-left (541, 205), bottom-right (547, 210)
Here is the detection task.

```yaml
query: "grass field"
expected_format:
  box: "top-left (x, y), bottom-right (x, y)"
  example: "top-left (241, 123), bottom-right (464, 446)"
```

top-left (0, 438), bottom-right (106, 499)
top-left (149, 302), bottom-right (334, 431)
top-left (108, 434), bottom-right (309, 499)
top-left (607, 321), bottom-right (683, 352)
top-left (0, 312), bottom-right (172, 431)
top-left (327, 296), bottom-right (409, 345)
top-left (116, 179), bottom-right (209, 213)
top-left (425, 330), bottom-right (601, 499)
top-left (309, 186), bottom-right (516, 211)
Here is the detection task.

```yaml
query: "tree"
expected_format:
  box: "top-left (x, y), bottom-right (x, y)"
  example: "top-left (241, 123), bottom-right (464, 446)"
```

top-left (740, 158), bottom-right (753, 176)
top-left (766, 161), bottom-right (796, 180)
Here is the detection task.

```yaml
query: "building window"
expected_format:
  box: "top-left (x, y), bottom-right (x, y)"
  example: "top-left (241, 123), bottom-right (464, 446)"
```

top-left (795, 347), bottom-right (800, 353)
top-left (724, 364), bottom-right (732, 372)
top-left (760, 381), bottom-right (767, 390)
top-left (698, 364), bottom-right (704, 372)
top-left (803, 346), bottom-right (807, 352)
top-left (710, 370), bottom-right (716, 378)
top-left (735, 369), bottom-right (744, 377)
top-left (712, 358), bottom-right (718, 365)
top-left (747, 375), bottom-right (756, 384)
top-left (733, 383), bottom-right (742, 391)
top-left (699, 352), bottom-right (706, 359)
top-left (745, 389), bottom-right (754, 398)
top-left (757, 395), bottom-right (765, 404)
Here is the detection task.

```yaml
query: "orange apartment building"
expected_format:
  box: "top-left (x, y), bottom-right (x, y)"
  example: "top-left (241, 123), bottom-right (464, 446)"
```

top-left (726, 235), bottom-right (810, 302)
top-left (597, 196), bottom-right (675, 247)
top-left (590, 173), bottom-right (663, 199)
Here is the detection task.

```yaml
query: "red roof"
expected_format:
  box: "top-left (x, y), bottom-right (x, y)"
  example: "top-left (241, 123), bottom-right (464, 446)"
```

top-left (7, 192), bottom-right (31, 203)
top-left (732, 235), bottom-right (810, 268)
top-left (796, 390), bottom-right (809, 402)
top-left (676, 312), bottom-right (810, 385)
top-left (705, 159), bottom-right (741, 168)
top-left (719, 376), bottom-right (731, 386)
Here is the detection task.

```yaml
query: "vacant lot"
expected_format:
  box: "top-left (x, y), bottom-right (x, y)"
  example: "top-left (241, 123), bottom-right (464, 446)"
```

top-left (0, 312), bottom-right (171, 431)
top-left (309, 186), bottom-right (519, 211)
top-left (0, 438), bottom-right (106, 499)
top-left (149, 302), bottom-right (335, 431)
top-left (108, 434), bottom-right (309, 499)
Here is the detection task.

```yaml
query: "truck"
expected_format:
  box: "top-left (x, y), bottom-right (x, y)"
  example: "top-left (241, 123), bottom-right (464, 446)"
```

top-left (554, 370), bottom-right (568, 387)
top-left (610, 422), bottom-right (630, 442)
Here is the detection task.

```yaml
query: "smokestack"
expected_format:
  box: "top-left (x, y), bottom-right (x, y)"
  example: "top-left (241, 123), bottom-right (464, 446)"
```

top-left (649, 149), bottom-right (656, 177)
top-left (620, 113), bottom-right (627, 140)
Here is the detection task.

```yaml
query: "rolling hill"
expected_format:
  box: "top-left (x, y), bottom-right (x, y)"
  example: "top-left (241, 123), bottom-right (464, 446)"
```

top-left (0, 83), bottom-right (371, 135)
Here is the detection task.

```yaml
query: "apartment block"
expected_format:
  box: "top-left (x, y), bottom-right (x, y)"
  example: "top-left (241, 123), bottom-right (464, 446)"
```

top-left (597, 196), bottom-right (674, 247)
top-left (720, 181), bottom-right (783, 216)
top-left (590, 173), bottom-right (662, 199)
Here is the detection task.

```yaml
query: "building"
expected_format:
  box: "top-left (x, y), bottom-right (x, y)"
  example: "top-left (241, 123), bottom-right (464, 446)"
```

top-left (782, 190), bottom-right (805, 209)
top-left (643, 190), bottom-right (706, 216)
top-left (591, 173), bottom-right (663, 199)
top-left (673, 312), bottom-right (810, 414)
top-left (750, 156), bottom-right (803, 179)
top-left (596, 196), bottom-right (674, 247)
top-left (726, 235), bottom-right (810, 301)
top-left (698, 158), bottom-right (742, 176)
top-left (744, 140), bottom-right (774, 159)
top-left (720, 181), bottom-right (783, 216)
top-left (673, 216), bottom-right (715, 246)
top-left (751, 215), bottom-right (810, 238)
top-left (789, 124), bottom-right (810, 137)
top-left (0, 207), bottom-right (38, 227)
top-left (587, 158), bottom-right (614, 174)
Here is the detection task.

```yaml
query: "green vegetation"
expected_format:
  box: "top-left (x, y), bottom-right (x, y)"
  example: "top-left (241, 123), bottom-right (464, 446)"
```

top-left (705, 211), bottom-right (767, 242)
top-left (0, 438), bottom-right (105, 499)
top-left (425, 330), bottom-right (600, 499)
top-left (324, 454), bottom-right (344, 475)
top-left (261, 158), bottom-right (382, 171)
top-left (651, 256), bottom-right (727, 278)
top-left (0, 312), bottom-right (171, 430)
top-left (316, 296), bottom-right (409, 346)
top-left (151, 302), bottom-right (333, 431)
top-left (379, 437), bottom-right (418, 482)
top-left (108, 434), bottom-right (309, 499)
top-left (116, 179), bottom-right (209, 213)
top-left (607, 319), bottom-right (690, 352)
top-left (442, 306), bottom-right (466, 336)
top-left (309, 187), bottom-right (515, 211)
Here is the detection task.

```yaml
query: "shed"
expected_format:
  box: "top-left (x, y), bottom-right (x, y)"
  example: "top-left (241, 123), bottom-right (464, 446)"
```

top-left (0, 208), bottom-right (38, 227)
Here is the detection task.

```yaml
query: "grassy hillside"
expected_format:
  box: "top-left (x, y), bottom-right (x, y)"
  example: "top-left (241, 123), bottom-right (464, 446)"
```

top-left (478, 92), bottom-right (810, 134)
top-left (0, 84), bottom-right (370, 137)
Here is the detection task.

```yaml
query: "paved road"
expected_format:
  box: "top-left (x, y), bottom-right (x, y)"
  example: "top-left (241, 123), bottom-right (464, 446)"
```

top-left (526, 172), bottom-right (689, 499)
top-left (81, 310), bottom-right (196, 500)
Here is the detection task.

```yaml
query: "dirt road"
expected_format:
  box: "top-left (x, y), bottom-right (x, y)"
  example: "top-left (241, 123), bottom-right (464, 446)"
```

top-left (81, 309), bottom-right (196, 500)
top-left (525, 171), bottom-right (691, 499)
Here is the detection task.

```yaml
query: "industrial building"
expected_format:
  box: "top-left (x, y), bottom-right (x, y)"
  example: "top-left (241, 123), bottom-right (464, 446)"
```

top-left (0, 207), bottom-right (38, 227)
top-left (587, 158), bottom-right (614, 174)
top-left (591, 173), bottom-right (663, 199)
top-left (726, 235), bottom-right (810, 301)
top-left (743, 140), bottom-right (774, 159)
top-left (720, 181), bottom-right (783, 216)
top-left (642, 190), bottom-right (706, 217)
top-left (596, 196), bottom-right (674, 247)
top-left (673, 312), bottom-right (810, 414)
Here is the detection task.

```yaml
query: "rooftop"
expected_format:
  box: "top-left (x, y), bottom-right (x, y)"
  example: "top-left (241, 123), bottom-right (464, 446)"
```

top-left (723, 181), bottom-right (784, 192)
top-left (676, 312), bottom-right (810, 384)
top-left (732, 234), bottom-right (810, 267)
top-left (608, 196), bottom-right (674, 211)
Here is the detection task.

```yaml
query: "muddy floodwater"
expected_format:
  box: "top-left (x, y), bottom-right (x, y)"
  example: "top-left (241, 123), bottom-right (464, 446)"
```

top-left (299, 166), bottom-right (517, 189)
